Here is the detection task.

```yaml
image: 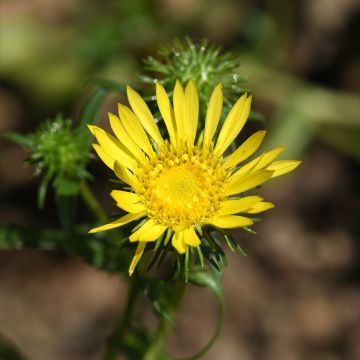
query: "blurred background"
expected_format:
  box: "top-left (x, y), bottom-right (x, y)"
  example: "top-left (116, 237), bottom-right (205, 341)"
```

top-left (0, 0), bottom-right (359, 359)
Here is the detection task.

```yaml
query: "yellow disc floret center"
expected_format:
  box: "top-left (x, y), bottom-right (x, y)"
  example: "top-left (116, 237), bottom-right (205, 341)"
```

top-left (155, 164), bottom-right (201, 205)
top-left (137, 145), bottom-right (228, 228)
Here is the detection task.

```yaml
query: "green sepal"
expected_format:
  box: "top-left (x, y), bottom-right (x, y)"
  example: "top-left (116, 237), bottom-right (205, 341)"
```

top-left (163, 228), bottom-right (173, 246)
top-left (37, 170), bottom-right (53, 209)
top-left (196, 246), bottom-right (204, 269)
top-left (184, 246), bottom-right (190, 282)
top-left (222, 233), bottom-right (236, 252)
top-left (202, 229), bottom-right (227, 272)
top-left (243, 226), bottom-right (257, 234)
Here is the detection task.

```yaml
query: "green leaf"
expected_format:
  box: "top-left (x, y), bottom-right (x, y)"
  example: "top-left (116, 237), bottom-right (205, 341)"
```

top-left (0, 223), bottom-right (130, 274)
top-left (2, 132), bottom-right (34, 149)
top-left (76, 80), bottom-right (126, 146)
top-left (75, 88), bottom-right (107, 151)
top-left (86, 79), bottom-right (127, 93)
top-left (75, 80), bottom-right (125, 155)
top-left (0, 224), bottom-right (64, 250)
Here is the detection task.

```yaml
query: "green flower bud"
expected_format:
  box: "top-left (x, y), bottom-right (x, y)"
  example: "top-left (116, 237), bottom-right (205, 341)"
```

top-left (27, 115), bottom-right (89, 207)
top-left (138, 37), bottom-right (247, 117)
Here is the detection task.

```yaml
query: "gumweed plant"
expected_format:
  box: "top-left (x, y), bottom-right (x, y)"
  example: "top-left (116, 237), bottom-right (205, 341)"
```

top-left (2, 39), bottom-right (300, 360)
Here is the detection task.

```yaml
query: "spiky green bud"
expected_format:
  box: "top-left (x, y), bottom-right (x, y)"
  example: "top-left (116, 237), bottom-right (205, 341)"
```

top-left (138, 37), bottom-right (247, 117)
top-left (26, 115), bottom-right (89, 207)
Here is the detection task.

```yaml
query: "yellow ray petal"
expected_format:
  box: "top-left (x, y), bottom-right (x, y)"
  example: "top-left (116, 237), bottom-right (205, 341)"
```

top-left (219, 196), bottom-right (263, 215)
top-left (91, 126), bottom-right (137, 171)
top-left (172, 230), bottom-right (186, 254)
top-left (110, 190), bottom-right (145, 213)
top-left (129, 241), bottom-right (146, 276)
top-left (88, 124), bottom-right (96, 135)
top-left (208, 215), bottom-right (254, 228)
top-left (248, 202), bottom-right (274, 214)
top-left (173, 80), bottom-right (186, 144)
top-left (126, 86), bottom-right (163, 145)
top-left (184, 80), bottom-right (199, 147)
top-left (204, 83), bottom-right (223, 145)
top-left (223, 131), bottom-right (266, 169)
top-left (118, 104), bottom-right (155, 157)
top-left (252, 146), bottom-right (285, 172)
top-left (108, 112), bottom-right (144, 161)
top-left (183, 227), bottom-right (201, 247)
top-left (156, 81), bottom-right (177, 144)
top-left (88, 212), bottom-right (145, 233)
top-left (129, 219), bottom-right (167, 242)
top-left (92, 144), bottom-right (114, 169)
top-left (113, 160), bottom-right (138, 187)
top-left (230, 146), bottom-right (284, 182)
top-left (267, 160), bottom-right (301, 178)
top-left (225, 170), bottom-right (274, 195)
top-left (215, 94), bottom-right (252, 155)
top-left (228, 152), bottom-right (265, 180)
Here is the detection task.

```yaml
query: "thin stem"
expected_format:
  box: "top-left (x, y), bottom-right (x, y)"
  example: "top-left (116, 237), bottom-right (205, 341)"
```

top-left (177, 298), bottom-right (224, 360)
top-left (79, 181), bottom-right (107, 223)
top-left (143, 283), bottom-right (187, 360)
top-left (104, 280), bottom-right (139, 360)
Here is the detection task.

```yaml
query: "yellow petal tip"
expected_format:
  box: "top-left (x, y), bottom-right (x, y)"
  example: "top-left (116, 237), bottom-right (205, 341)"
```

top-left (87, 124), bottom-right (97, 135)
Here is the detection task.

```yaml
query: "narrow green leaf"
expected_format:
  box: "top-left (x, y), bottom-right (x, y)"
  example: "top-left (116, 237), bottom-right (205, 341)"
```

top-left (0, 224), bottom-right (64, 250)
top-left (2, 132), bottom-right (34, 149)
top-left (86, 79), bottom-right (127, 93)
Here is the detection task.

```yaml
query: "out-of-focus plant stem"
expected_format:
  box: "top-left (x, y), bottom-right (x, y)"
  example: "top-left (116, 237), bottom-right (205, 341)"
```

top-left (104, 280), bottom-right (139, 360)
top-left (80, 181), bottom-right (107, 223)
top-left (143, 283), bottom-right (187, 360)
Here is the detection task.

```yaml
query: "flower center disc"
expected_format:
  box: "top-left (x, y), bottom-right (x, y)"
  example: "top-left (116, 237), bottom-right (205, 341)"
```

top-left (138, 147), bottom-right (227, 228)
top-left (155, 164), bottom-right (202, 209)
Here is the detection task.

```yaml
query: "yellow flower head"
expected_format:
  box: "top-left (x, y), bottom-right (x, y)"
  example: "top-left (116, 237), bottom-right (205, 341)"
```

top-left (89, 80), bottom-right (300, 275)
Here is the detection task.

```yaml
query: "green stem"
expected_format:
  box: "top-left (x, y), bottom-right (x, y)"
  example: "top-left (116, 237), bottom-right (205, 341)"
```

top-left (104, 280), bottom-right (139, 360)
top-left (143, 283), bottom-right (187, 360)
top-left (79, 181), bottom-right (107, 223)
top-left (177, 298), bottom-right (224, 360)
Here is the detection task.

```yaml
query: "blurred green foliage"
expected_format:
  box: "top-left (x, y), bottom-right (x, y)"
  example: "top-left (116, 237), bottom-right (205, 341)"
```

top-left (1, 0), bottom-right (359, 160)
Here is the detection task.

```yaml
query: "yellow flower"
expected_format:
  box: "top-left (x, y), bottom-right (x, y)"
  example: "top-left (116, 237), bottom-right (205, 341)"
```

top-left (88, 80), bottom-right (300, 275)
